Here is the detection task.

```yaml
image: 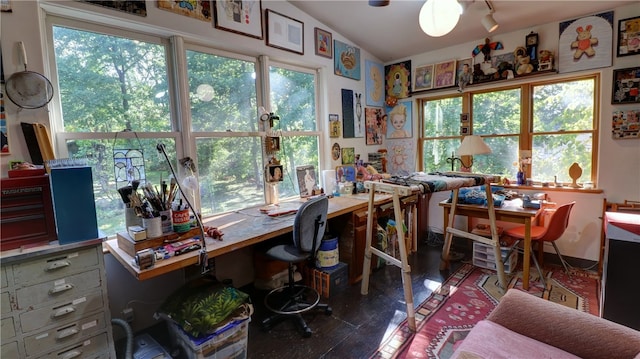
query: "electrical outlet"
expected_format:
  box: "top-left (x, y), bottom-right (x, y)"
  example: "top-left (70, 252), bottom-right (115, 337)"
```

top-left (122, 308), bottom-right (134, 323)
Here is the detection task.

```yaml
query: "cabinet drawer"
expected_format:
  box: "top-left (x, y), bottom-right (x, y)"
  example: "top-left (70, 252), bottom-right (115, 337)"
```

top-left (1, 317), bottom-right (16, 339)
top-left (12, 246), bottom-right (99, 285)
top-left (24, 312), bottom-right (107, 357)
top-left (20, 289), bottom-right (105, 333)
top-left (16, 269), bottom-right (101, 310)
top-left (1, 292), bottom-right (11, 314)
top-left (1, 340), bottom-right (19, 358)
top-left (39, 332), bottom-right (109, 359)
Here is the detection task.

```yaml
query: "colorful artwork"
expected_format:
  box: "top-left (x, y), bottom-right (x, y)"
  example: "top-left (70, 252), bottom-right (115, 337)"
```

top-left (617, 16), bottom-right (640, 57)
top-left (386, 139), bottom-right (415, 176)
top-left (365, 60), bottom-right (385, 107)
top-left (386, 101), bottom-right (412, 139)
top-left (341, 147), bottom-right (355, 165)
top-left (365, 107), bottom-right (385, 145)
top-left (296, 165), bottom-right (317, 197)
top-left (214, 0), bottom-right (263, 39)
top-left (157, 0), bottom-right (212, 21)
top-left (385, 61), bottom-right (411, 99)
top-left (612, 67), bottom-right (640, 104)
top-left (413, 64), bottom-right (434, 92)
top-left (334, 40), bottom-right (361, 80)
top-left (433, 60), bottom-right (456, 89)
top-left (559, 11), bottom-right (613, 73)
top-left (81, 0), bottom-right (147, 16)
top-left (612, 109), bottom-right (640, 139)
top-left (329, 114), bottom-right (340, 138)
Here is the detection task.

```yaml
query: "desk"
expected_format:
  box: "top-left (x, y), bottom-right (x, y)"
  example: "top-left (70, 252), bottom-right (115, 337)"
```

top-left (105, 195), bottom-right (391, 281)
top-left (439, 198), bottom-right (539, 290)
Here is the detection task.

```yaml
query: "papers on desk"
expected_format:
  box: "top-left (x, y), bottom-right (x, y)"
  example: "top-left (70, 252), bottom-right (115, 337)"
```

top-left (259, 204), bottom-right (299, 217)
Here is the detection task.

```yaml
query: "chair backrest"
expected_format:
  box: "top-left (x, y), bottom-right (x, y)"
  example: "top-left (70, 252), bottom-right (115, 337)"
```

top-left (540, 201), bottom-right (575, 242)
top-left (293, 196), bottom-right (328, 254)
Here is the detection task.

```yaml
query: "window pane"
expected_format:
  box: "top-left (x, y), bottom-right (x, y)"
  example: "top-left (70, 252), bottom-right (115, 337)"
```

top-left (422, 139), bottom-right (461, 172)
top-left (277, 136), bottom-right (319, 199)
top-left (269, 67), bottom-right (316, 131)
top-left (196, 137), bottom-right (264, 215)
top-left (472, 89), bottom-right (521, 135)
top-left (53, 26), bottom-right (171, 132)
top-left (422, 97), bottom-right (462, 137)
top-left (187, 50), bottom-right (257, 132)
top-left (66, 138), bottom-right (176, 237)
top-left (532, 133), bottom-right (592, 183)
top-left (472, 136), bottom-right (519, 178)
top-left (533, 79), bottom-right (594, 132)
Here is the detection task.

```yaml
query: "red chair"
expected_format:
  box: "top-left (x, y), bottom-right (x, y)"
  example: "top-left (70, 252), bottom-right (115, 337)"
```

top-left (504, 202), bottom-right (575, 286)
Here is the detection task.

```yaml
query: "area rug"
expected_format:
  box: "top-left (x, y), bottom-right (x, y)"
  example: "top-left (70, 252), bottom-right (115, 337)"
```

top-left (370, 263), bottom-right (600, 359)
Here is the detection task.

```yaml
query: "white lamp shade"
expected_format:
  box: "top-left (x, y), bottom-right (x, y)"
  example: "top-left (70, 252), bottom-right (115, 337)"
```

top-left (419, 0), bottom-right (462, 37)
top-left (457, 135), bottom-right (492, 156)
top-left (481, 13), bottom-right (499, 33)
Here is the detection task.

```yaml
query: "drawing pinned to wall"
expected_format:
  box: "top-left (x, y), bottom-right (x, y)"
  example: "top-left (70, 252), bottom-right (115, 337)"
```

top-left (365, 107), bottom-right (385, 145)
top-left (386, 139), bottom-right (415, 176)
top-left (386, 100), bottom-right (412, 139)
top-left (157, 0), bottom-right (212, 21)
top-left (365, 60), bottom-right (385, 107)
top-left (385, 60), bottom-right (411, 99)
top-left (559, 11), bottom-right (613, 73)
top-left (334, 40), bottom-right (361, 80)
top-left (612, 109), bottom-right (639, 139)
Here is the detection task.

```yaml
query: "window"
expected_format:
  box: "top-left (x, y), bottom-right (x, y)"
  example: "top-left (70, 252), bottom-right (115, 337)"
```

top-left (419, 75), bottom-right (598, 184)
top-left (47, 16), bottom-right (322, 237)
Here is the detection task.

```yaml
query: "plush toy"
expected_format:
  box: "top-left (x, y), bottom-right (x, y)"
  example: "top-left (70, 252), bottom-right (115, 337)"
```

top-left (571, 25), bottom-right (598, 59)
top-left (516, 55), bottom-right (534, 75)
top-left (538, 50), bottom-right (554, 70)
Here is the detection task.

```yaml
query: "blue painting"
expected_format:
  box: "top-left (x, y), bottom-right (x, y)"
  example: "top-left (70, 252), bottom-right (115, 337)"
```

top-left (334, 40), bottom-right (361, 80)
top-left (365, 60), bottom-right (385, 107)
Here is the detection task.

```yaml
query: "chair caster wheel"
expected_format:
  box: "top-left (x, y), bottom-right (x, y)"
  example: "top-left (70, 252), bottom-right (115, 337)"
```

top-left (303, 327), bottom-right (312, 338)
top-left (325, 307), bottom-right (332, 315)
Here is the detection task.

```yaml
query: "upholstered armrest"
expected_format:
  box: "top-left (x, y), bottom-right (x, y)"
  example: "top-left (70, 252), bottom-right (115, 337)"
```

top-left (487, 289), bottom-right (640, 359)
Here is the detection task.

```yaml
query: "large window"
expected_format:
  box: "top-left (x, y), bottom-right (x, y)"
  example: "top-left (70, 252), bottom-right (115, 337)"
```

top-left (420, 75), bottom-right (598, 183)
top-left (47, 17), bottom-right (321, 237)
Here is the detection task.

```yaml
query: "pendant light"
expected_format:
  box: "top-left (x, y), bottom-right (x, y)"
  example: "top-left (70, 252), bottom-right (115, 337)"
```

top-left (419, 0), bottom-right (463, 37)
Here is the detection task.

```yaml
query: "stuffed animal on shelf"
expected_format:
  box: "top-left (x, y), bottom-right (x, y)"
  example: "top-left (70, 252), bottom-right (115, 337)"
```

top-left (538, 50), bottom-right (554, 71)
top-left (516, 55), bottom-right (534, 75)
top-left (571, 25), bottom-right (598, 59)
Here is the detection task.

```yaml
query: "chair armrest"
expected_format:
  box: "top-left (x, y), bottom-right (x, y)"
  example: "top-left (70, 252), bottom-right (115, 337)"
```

top-left (488, 289), bottom-right (640, 359)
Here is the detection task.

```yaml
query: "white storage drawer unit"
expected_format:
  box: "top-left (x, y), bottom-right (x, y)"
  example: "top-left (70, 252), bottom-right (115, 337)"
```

top-left (0, 239), bottom-right (115, 358)
top-left (472, 241), bottom-right (518, 274)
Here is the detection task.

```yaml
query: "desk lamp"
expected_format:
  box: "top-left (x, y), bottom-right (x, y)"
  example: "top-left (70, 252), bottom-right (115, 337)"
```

top-left (157, 143), bottom-right (210, 274)
top-left (447, 135), bottom-right (492, 171)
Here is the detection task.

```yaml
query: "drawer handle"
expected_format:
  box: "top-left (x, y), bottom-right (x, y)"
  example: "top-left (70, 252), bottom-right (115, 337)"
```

top-left (46, 260), bottom-right (70, 271)
top-left (57, 328), bottom-right (79, 339)
top-left (52, 306), bottom-right (76, 318)
top-left (61, 350), bottom-right (82, 359)
top-left (49, 283), bottom-right (74, 295)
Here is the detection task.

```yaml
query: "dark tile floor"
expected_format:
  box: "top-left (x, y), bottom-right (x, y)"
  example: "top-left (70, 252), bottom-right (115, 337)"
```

top-left (116, 237), bottom-right (467, 359)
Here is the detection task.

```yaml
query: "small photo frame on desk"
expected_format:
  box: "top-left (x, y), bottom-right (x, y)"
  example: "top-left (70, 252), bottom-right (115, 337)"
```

top-left (296, 165), bottom-right (317, 198)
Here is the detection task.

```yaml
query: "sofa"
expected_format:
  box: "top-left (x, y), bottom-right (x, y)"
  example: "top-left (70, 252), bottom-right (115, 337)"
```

top-left (451, 289), bottom-right (640, 359)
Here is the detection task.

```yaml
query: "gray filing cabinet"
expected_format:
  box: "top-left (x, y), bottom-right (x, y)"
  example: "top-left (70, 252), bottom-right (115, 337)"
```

top-left (1, 239), bottom-right (115, 358)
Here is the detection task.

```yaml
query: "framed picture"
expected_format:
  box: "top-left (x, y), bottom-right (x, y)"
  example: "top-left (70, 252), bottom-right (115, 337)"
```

top-left (612, 67), bottom-right (640, 104)
top-left (386, 100), bottom-right (412, 139)
top-left (266, 10), bottom-right (304, 55)
top-left (617, 16), bottom-right (640, 57)
top-left (329, 114), bottom-right (340, 138)
top-left (460, 126), bottom-right (469, 135)
top-left (157, 0), bottom-right (211, 21)
top-left (558, 11), bottom-right (613, 73)
top-left (385, 60), bottom-right (411, 99)
top-left (341, 147), bottom-right (355, 165)
top-left (314, 27), bottom-right (332, 58)
top-left (81, 0), bottom-right (147, 16)
top-left (612, 110), bottom-right (640, 139)
top-left (213, 0), bottom-right (263, 39)
top-left (433, 60), bottom-right (456, 89)
top-left (365, 60), bottom-right (385, 107)
top-left (460, 113), bottom-right (469, 123)
top-left (413, 64), bottom-right (434, 92)
top-left (365, 107), bottom-right (384, 145)
top-left (336, 165), bottom-right (356, 182)
top-left (265, 164), bottom-right (284, 183)
top-left (296, 165), bottom-right (317, 197)
top-left (265, 136), bottom-right (280, 153)
top-left (332, 142), bottom-right (341, 161)
top-left (334, 40), bottom-right (361, 80)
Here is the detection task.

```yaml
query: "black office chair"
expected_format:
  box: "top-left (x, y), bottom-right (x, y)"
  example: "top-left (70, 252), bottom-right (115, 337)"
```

top-left (261, 196), bottom-right (332, 338)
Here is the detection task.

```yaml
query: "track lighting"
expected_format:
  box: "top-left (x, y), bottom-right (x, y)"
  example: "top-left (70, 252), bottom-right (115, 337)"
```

top-left (482, 0), bottom-right (499, 32)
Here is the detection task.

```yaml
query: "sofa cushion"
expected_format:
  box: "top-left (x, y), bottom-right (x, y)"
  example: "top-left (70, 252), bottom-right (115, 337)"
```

top-left (450, 320), bottom-right (581, 359)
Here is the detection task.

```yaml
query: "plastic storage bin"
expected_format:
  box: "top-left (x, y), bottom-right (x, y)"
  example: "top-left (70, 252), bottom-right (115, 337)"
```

top-left (472, 242), bottom-right (518, 274)
top-left (169, 318), bottom-right (249, 359)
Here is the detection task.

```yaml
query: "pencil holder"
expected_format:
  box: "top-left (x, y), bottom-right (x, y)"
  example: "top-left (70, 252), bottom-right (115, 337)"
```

top-left (125, 207), bottom-right (142, 229)
top-left (160, 209), bottom-right (172, 233)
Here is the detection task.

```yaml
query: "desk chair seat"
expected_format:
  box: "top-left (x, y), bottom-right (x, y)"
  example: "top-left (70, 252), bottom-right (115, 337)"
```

top-left (504, 202), bottom-right (575, 287)
top-left (261, 196), bottom-right (332, 338)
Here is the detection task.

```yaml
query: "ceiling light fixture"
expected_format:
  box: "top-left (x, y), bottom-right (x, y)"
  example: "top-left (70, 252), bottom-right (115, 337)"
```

top-left (419, 0), bottom-right (463, 37)
top-left (481, 0), bottom-right (499, 33)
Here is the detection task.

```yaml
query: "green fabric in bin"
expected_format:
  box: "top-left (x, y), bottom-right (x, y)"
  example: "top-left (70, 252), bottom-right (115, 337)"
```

top-left (158, 278), bottom-right (250, 338)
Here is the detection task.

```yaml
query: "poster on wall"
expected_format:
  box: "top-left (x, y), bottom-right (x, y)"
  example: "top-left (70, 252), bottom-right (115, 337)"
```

top-left (385, 138), bottom-right (415, 176)
top-left (558, 11), bottom-right (613, 73)
top-left (365, 60), bottom-right (385, 107)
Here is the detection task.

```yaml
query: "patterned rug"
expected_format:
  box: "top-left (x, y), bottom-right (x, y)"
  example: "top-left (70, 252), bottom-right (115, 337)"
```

top-left (370, 263), bottom-right (600, 359)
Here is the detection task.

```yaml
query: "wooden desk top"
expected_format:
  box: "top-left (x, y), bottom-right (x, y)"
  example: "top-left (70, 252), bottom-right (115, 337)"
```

top-left (439, 198), bottom-right (539, 223)
top-left (104, 194), bottom-right (390, 280)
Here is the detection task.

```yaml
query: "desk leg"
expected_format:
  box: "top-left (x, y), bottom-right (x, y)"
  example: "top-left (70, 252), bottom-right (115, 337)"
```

top-left (440, 190), bottom-right (459, 271)
top-left (393, 192), bottom-right (416, 332)
top-left (522, 217), bottom-right (532, 290)
top-left (360, 188), bottom-right (376, 295)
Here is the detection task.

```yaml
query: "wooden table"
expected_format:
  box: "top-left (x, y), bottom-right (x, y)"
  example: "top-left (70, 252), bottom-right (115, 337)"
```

top-left (105, 195), bottom-right (390, 280)
top-left (439, 198), bottom-right (539, 290)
